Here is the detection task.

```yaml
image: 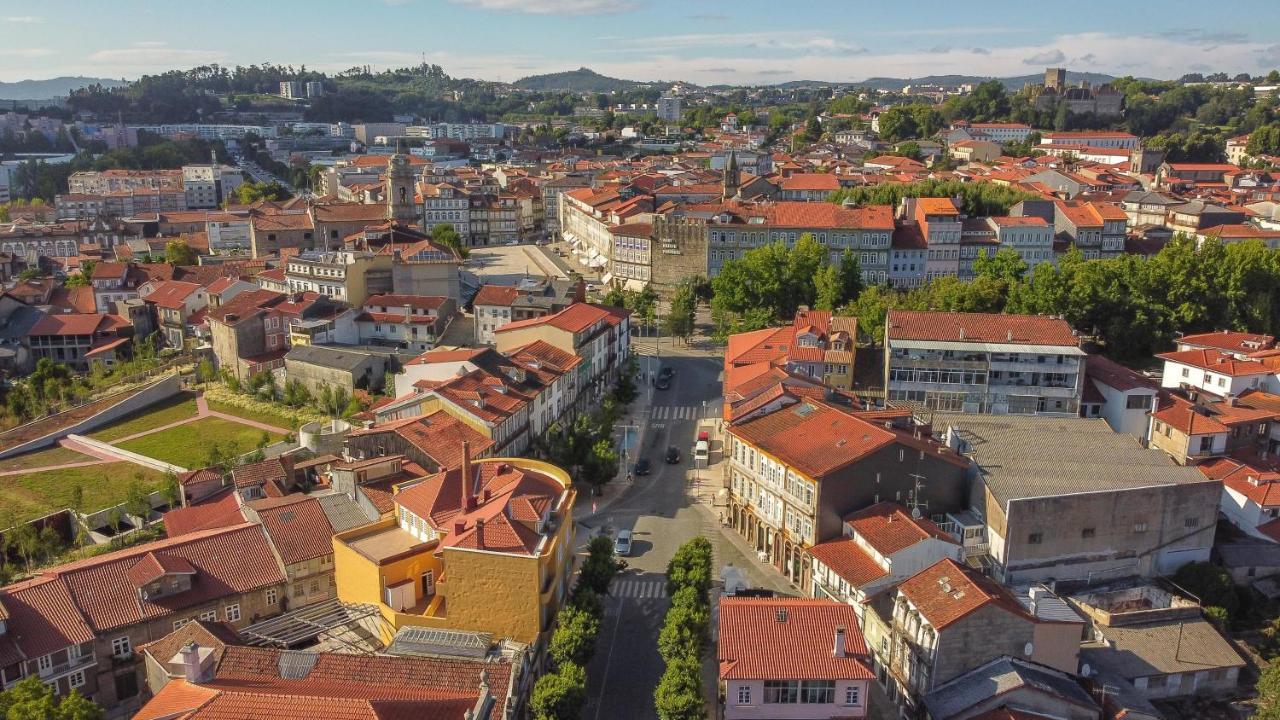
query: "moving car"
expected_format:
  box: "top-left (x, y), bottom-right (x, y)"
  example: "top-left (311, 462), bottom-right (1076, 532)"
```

top-left (657, 366), bottom-right (675, 381)
top-left (614, 529), bottom-right (632, 557)
top-left (655, 375), bottom-right (672, 390)
top-left (664, 445), bottom-right (681, 464)
top-left (633, 457), bottom-right (651, 476)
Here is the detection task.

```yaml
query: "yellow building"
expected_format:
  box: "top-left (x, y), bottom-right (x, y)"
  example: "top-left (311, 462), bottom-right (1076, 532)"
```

top-left (333, 448), bottom-right (576, 648)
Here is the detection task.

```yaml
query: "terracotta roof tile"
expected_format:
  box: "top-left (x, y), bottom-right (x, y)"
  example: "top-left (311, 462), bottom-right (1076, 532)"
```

top-left (718, 598), bottom-right (873, 681)
top-left (887, 310), bottom-right (1079, 347)
top-left (897, 558), bottom-right (1030, 630)
top-left (250, 496), bottom-right (336, 565)
top-left (845, 502), bottom-right (958, 556)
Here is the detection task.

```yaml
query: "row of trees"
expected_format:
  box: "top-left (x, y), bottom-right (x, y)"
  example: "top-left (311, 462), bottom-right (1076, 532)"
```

top-left (0, 675), bottom-right (103, 719)
top-left (829, 179), bottom-right (1038, 216)
top-left (709, 237), bottom-right (863, 336)
top-left (653, 538), bottom-right (714, 720)
top-left (530, 535), bottom-right (625, 720)
top-left (845, 237), bottom-right (1280, 360)
top-left (220, 367), bottom-right (365, 420)
top-left (534, 361), bottom-right (637, 496)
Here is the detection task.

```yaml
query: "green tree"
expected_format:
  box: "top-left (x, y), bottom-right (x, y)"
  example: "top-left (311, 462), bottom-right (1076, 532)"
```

top-left (657, 586), bottom-right (711, 663)
top-left (664, 279), bottom-right (697, 343)
top-left (548, 606), bottom-right (601, 668)
top-left (666, 537), bottom-right (713, 596)
top-left (430, 223), bottom-right (468, 259)
top-left (0, 675), bottom-right (105, 720)
top-left (1171, 561), bottom-right (1239, 618)
top-left (577, 534), bottom-right (625, 598)
top-left (653, 655), bottom-right (704, 720)
top-left (233, 180), bottom-right (290, 204)
top-left (529, 663), bottom-right (587, 720)
top-left (195, 358), bottom-right (217, 384)
top-left (164, 239), bottom-right (199, 265)
top-left (876, 106), bottom-right (917, 143)
top-left (843, 285), bottom-right (899, 343)
top-left (600, 285), bottom-right (626, 308)
top-left (814, 263), bottom-right (843, 311)
top-left (1257, 660), bottom-right (1280, 720)
top-left (973, 248), bottom-right (1029, 283)
top-left (124, 478), bottom-right (152, 528)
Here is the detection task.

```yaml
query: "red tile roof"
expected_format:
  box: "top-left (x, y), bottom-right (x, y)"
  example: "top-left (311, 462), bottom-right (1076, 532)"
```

top-left (495, 301), bottom-right (628, 335)
top-left (249, 495), bottom-right (336, 565)
top-left (718, 598), bottom-right (873, 681)
top-left (780, 173), bottom-right (841, 192)
top-left (125, 551), bottom-right (198, 587)
top-left (472, 284), bottom-right (520, 307)
top-left (897, 558), bottom-right (1031, 630)
top-left (886, 310), bottom-right (1079, 347)
top-left (730, 401), bottom-right (895, 479)
top-left (807, 538), bottom-right (888, 588)
top-left (1085, 354), bottom-right (1155, 393)
top-left (163, 489), bottom-right (245, 538)
top-left (1201, 458), bottom-right (1280, 507)
top-left (845, 502), bottom-right (958, 556)
top-left (144, 280), bottom-right (204, 309)
top-left (1179, 330), bottom-right (1276, 354)
top-left (349, 410), bottom-right (494, 471)
top-left (1156, 348), bottom-right (1272, 377)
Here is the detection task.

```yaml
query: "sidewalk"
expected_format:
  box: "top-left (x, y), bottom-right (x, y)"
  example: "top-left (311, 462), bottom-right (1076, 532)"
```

top-left (575, 378), bottom-right (655, 522)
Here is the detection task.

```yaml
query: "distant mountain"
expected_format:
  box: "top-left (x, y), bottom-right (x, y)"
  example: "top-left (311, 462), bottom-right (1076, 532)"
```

top-left (513, 67), bottom-right (653, 93)
top-left (856, 71), bottom-right (1119, 92)
top-left (0, 76), bottom-right (127, 101)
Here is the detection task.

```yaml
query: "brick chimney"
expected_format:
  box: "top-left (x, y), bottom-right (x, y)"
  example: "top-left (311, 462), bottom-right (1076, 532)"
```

top-left (833, 626), bottom-right (846, 657)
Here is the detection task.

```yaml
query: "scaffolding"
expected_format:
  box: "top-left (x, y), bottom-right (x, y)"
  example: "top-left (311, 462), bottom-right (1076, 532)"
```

top-left (239, 600), bottom-right (386, 652)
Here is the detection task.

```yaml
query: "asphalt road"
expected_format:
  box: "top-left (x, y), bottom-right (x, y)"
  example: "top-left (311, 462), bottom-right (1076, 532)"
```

top-left (579, 350), bottom-right (793, 720)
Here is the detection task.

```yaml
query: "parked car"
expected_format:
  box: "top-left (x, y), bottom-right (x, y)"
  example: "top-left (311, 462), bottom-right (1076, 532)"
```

top-left (665, 445), bottom-right (681, 464)
top-left (697, 430), bottom-right (710, 443)
top-left (655, 376), bottom-right (672, 390)
top-left (633, 457), bottom-right (651, 476)
top-left (658, 366), bottom-right (675, 380)
top-left (693, 440), bottom-right (710, 468)
top-left (614, 529), bottom-right (632, 557)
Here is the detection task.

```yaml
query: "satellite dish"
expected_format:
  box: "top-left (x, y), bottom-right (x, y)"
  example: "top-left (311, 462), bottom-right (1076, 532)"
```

top-left (1023, 642), bottom-right (1034, 657)
top-left (1081, 663), bottom-right (1092, 678)
top-left (911, 507), bottom-right (922, 519)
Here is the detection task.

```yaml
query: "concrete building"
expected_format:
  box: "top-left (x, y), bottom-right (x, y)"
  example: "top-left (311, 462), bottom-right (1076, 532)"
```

top-left (354, 294), bottom-right (456, 353)
top-left (657, 95), bottom-right (682, 123)
top-left (922, 656), bottom-right (1100, 720)
top-left (718, 598), bottom-right (874, 720)
top-left (472, 277), bottom-right (583, 346)
top-left (493, 302), bottom-right (631, 401)
top-left (332, 454), bottom-right (576, 649)
top-left (284, 249), bottom-right (392, 306)
top-left (938, 414), bottom-right (1221, 584)
top-left (283, 343), bottom-right (408, 396)
top-left (884, 310), bottom-right (1085, 415)
top-left (1078, 354), bottom-right (1159, 438)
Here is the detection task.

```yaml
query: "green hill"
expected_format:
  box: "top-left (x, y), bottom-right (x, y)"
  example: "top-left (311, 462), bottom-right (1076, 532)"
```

top-left (513, 67), bottom-right (645, 93)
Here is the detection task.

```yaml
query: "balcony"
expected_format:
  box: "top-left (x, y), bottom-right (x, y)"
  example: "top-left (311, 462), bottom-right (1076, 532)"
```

top-left (5, 652), bottom-right (96, 690)
top-left (890, 358), bottom-right (989, 371)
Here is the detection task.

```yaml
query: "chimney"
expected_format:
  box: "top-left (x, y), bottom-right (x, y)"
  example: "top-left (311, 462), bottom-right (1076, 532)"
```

top-left (833, 626), bottom-right (846, 657)
top-left (460, 441), bottom-right (474, 510)
top-left (454, 519), bottom-right (465, 534)
top-left (475, 518), bottom-right (485, 547)
top-left (173, 642), bottom-right (212, 683)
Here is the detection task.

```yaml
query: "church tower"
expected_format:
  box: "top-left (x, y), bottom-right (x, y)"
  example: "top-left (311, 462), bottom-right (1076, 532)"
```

top-left (722, 150), bottom-right (740, 202)
top-left (386, 139), bottom-right (417, 224)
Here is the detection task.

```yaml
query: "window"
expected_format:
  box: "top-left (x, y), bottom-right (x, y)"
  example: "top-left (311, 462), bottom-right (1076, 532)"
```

top-left (225, 604), bottom-right (241, 622)
top-left (111, 636), bottom-right (131, 658)
top-left (844, 686), bottom-right (860, 705)
top-left (763, 680), bottom-right (799, 704)
top-left (266, 588), bottom-right (278, 606)
top-left (1027, 532), bottom-right (1043, 544)
top-left (736, 685), bottom-right (752, 704)
top-left (1127, 394), bottom-right (1150, 410)
top-left (799, 680), bottom-right (835, 704)
top-left (68, 670), bottom-right (85, 689)
top-left (37, 654), bottom-right (53, 674)
top-left (1133, 522), bottom-right (1148, 532)
top-left (1081, 528), bottom-right (1096, 539)
top-left (1185, 516), bottom-right (1200, 528)
top-left (172, 619), bottom-right (188, 631)
top-left (199, 610), bottom-right (217, 622)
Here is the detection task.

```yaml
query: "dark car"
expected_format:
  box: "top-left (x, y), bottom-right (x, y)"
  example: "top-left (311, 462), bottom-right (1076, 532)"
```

top-left (633, 457), bottom-right (651, 476)
top-left (664, 445), bottom-right (681, 464)
top-left (655, 376), bottom-right (672, 390)
top-left (658, 366), bottom-right (675, 380)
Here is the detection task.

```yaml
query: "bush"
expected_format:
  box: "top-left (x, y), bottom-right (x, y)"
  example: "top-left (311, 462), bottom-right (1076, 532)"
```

top-left (530, 663), bottom-right (587, 720)
top-left (654, 655), bottom-right (704, 720)
top-left (666, 536), bottom-right (713, 596)
top-left (1172, 561), bottom-right (1239, 618)
top-left (548, 606), bottom-right (601, 668)
top-left (657, 586), bottom-right (711, 663)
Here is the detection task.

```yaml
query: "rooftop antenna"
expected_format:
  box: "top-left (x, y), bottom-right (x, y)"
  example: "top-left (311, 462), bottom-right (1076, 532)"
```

top-left (907, 472), bottom-right (928, 518)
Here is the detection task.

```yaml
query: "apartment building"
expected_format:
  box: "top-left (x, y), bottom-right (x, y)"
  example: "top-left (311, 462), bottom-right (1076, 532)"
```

top-left (1053, 200), bottom-right (1127, 259)
top-left (987, 216), bottom-right (1055, 269)
top-left (208, 289), bottom-right (343, 381)
top-left (181, 164), bottom-right (243, 209)
top-left (354, 293), bottom-right (456, 352)
top-left (725, 397), bottom-right (970, 590)
top-left (859, 558), bottom-right (1081, 717)
top-left (724, 309), bottom-right (857, 390)
top-left (27, 312), bottom-right (133, 371)
top-left (333, 454), bottom-right (576, 648)
top-left (1039, 131), bottom-right (1139, 149)
top-left (0, 523), bottom-right (286, 716)
top-left (1079, 354), bottom-right (1159, 438)
top-left (884, 310), bottom-right (1085, 415)
top-left (1148, 390), bottom-right (1280, 465)
top-left (141, 280), bottom-right (208, 349)
top-left (807, 502), bottom-right (964, 618)
top-left (239, 494), bottom-right (339, 608)
top-left (610, 222), bottom-right (653, 289)
top-left (283, 249), bottom-right (393, 306)
top-left (493, 302), bottom-right (631, 404)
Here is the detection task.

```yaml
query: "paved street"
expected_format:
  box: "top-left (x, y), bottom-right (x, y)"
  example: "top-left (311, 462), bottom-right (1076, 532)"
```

top-left (579, 344), bottom-right (794, 720)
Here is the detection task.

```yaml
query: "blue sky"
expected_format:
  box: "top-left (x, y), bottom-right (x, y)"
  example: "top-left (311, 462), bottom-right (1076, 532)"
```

top-left (3, 0), bottom-right (1279, 85)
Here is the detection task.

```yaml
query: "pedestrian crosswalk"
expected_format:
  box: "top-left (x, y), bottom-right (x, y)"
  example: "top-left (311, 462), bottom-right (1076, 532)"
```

top-left (649, 405), bottom-right (713, 421)
top-left (611, 577), bottom-right (667, 599)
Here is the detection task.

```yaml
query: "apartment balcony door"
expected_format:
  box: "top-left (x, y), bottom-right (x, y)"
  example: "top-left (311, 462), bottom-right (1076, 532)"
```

top-left (422, 571), bottom-right (435, 597)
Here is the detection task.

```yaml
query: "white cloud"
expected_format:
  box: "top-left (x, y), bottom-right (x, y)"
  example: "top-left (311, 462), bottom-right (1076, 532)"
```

top-left (2, 16), bottom-right (43, 23)
top-left (447, 0), bottom-right (623, 14)
top-left (1023, 49), bottom-right (1066, 65)
top-left (133, 41), bottom-right (169, 48)
top-left (83, 47), bottom-right (228, 76)
top-left (614, 30), bottom-right (865, 55)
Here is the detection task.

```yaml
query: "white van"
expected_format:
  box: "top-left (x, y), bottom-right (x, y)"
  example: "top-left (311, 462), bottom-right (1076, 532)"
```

top-left (693, 439), bottom-right (710, 468)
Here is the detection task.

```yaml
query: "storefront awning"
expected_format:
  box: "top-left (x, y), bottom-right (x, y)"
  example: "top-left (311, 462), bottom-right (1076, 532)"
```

top-left (624, 278), bottom-right (648, 293)
top-left (600, 273), bottom-right (614, 284)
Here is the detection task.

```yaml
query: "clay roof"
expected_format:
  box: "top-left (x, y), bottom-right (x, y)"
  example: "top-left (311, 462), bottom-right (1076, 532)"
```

top-left (780, 173), bottom-right (841, 191)
top-left (886, 310), bottom-right (1079, 347)
top-left (718, 598), bottom-right (873, 681)
top-left (1179, 330), bottom-right (1276, 354)
top-left (806, 538), bottom-right (888, 588)
top-left (144, 280), bottom-right (204, 309)
top-left (495, 302), bottom-right (628, 335)
top-left (845, 502), bottom-right (958, 556)
top-left (1201, 458), bottom-right (1280, 507)
top-left (350, 410), bottom-right (495, 470)
top-left (1085, 354), bottom-right (1155, 393)
top-left (1155, 348), bottom-right (1272, 377)
top-left (730, 401), bottom-right (895, 479)
top-left (472, 284), bottom-right (520, 307)
top-left (250, 495), bottom-right (336, 565)
top-left (162, 489), bottom-right (245, 538)
top-left (897, 558), bottom-right (1031, 630)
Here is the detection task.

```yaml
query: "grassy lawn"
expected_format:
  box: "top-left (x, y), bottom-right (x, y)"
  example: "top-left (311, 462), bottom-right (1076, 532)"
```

top-left (87, 393), bottom-right (200, 442)
top-left (206, 399), bottom-right (304, 431)
top-left (0, 462), bottom-right (166, 524)
top-left (116, 416), bottom-right (282, 468)
top-left (0, 445), bottom-right (95, 473)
